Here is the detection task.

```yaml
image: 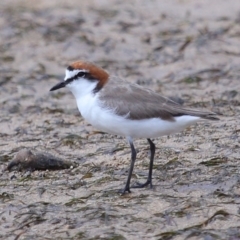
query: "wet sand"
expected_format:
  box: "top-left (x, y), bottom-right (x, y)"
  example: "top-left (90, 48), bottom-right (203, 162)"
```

top-left (0, 0), bottom-right (239, 239)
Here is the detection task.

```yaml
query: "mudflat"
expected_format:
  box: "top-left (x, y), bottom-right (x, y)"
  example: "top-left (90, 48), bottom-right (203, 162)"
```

top-left (0, 0), bottom-right (239, 239)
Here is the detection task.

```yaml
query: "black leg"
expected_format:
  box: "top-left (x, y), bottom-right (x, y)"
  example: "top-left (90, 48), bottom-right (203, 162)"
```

top-left (132, 138), bottom-right (155, 188)
top-left (120, 140), bottom-right (137, 194)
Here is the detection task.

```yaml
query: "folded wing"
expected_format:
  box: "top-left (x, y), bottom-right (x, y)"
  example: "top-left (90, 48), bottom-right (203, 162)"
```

top-left (99, 78), bottom-right (219, 121)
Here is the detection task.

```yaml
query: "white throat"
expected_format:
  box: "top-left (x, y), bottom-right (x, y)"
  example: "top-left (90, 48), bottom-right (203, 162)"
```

top-left (66, 77), bottom-right (98, 99)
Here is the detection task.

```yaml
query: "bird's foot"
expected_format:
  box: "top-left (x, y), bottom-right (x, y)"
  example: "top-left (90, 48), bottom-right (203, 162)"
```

top-left (118, 184), bottom-right (131, 195)
top-left (131, 179), bottom-right (153, 189)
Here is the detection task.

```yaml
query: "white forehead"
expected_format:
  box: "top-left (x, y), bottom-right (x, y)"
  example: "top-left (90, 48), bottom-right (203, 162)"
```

top-left (64, 69), bottom-right (88, 81)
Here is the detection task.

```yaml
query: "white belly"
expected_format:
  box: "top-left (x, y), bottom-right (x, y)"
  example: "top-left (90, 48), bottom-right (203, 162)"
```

top-left (76, 95), bottom-right (200, 139)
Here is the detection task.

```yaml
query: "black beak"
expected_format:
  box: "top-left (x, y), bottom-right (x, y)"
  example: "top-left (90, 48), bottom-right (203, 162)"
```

top-left (50, 81), bottom-right (66, 91)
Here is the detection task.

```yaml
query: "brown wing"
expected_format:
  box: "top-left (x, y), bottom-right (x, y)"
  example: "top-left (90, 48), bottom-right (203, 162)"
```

top-left (99, 78), bottom-right (219, 121)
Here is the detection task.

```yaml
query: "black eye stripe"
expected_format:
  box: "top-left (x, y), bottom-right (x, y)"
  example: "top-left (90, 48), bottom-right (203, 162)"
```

top-left (65, 71), bottom-right (96, 84)
top-left (77, 72), bottom-right (85, 78)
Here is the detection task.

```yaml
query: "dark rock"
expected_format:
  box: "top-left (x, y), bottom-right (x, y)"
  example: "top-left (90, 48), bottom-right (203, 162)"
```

top-left (7, 149), bottom-right (77, 172)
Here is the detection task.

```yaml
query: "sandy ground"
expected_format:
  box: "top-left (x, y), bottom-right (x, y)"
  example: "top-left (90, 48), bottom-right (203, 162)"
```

top-left (0, 0), bottom-right (240, 239)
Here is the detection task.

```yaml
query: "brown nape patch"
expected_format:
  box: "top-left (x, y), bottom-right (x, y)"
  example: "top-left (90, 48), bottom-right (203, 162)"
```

top-left (70, 61), bottom-right (109, 91)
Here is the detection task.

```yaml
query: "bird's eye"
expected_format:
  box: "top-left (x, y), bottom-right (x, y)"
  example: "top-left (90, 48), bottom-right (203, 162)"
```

top-left (77, 72), bottom-right (85, 78)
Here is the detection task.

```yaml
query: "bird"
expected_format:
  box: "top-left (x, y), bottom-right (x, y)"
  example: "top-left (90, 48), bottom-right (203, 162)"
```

top-left (50, 61), bottom-right (219, 194)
